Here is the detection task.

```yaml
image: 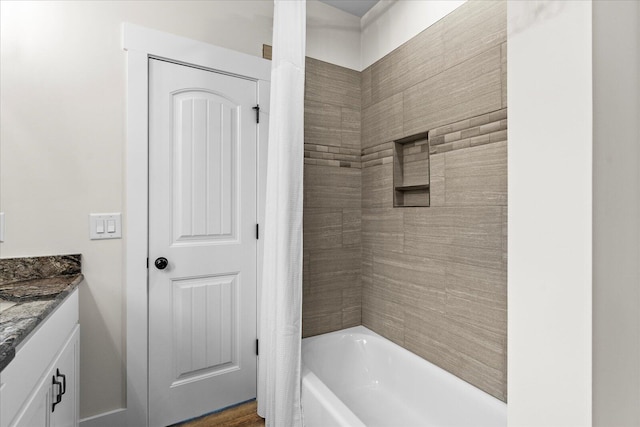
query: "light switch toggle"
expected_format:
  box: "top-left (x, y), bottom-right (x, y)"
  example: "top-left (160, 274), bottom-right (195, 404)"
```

top-left (89, 213), bottom-right (122, 240)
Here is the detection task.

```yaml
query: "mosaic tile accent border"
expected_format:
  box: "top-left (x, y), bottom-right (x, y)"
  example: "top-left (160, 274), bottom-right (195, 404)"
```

top-left (361, 142), bottom-right (394, 168)
top-left (360, 109), bottom-right (507, 169)
top-left (304, 143), bottom-right (361, 168)
top-left (429, 108), bottom-right (507, 155)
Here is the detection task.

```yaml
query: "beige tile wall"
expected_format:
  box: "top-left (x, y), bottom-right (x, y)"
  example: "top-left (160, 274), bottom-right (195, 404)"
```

top-left (301, 0), bottom-right (507, 402)
top-left (302, 57), bottom-right (362, 338)
top-left (360, 0), bottom-right (508, 402)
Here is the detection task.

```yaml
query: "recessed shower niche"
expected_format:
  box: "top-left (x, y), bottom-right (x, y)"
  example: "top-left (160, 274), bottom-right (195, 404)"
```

top-left (393, 131), bottom-right (430, 207)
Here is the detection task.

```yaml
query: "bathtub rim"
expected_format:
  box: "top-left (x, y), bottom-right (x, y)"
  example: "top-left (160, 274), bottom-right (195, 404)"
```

top-left (301, 325), bottom-right (507, 414)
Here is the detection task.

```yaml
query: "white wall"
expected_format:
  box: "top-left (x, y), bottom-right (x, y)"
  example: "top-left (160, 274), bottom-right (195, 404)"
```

top-left (0, 0), bottom-right (358, 419)
top-left (592, 1), bottom-right (640, 425)
top-left (360, 0), bottom-right (466, 69)
top-left (307, 0), bottom-right (361, 70)
top-left (507, 1), bottom-right (592, 425)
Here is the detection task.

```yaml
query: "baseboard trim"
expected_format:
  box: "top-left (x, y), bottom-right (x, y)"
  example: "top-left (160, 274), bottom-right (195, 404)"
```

top-left (80, 408), bottom-right (127, 427)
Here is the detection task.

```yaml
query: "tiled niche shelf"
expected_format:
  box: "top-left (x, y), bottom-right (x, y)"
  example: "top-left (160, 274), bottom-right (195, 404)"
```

top-left (393, 131), bottom-right (430, 207)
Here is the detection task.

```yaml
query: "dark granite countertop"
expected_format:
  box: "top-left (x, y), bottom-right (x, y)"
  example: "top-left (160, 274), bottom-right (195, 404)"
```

top-left (0, 255), bottom-right (83, 371)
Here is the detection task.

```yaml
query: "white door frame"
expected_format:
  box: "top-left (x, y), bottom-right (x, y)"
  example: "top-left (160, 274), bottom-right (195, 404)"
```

top-left (122, 23), bottom-right (270, 427)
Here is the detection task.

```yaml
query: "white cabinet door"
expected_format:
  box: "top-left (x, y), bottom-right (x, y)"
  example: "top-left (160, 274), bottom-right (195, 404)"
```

top-left (11, 326), bottom-right (79, 427)
top-left (13, 382), bottom-right (49, 427)
top-left (0, 290), bottom-right (79, 427)
top-left (49, 326), bottom-right (79, 427)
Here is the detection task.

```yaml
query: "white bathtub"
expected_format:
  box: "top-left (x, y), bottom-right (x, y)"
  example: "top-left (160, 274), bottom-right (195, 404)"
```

top-left (301, 326), bottom-right (506, 427)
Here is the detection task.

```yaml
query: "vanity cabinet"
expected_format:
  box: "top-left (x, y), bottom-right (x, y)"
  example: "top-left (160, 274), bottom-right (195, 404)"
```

top-left (0, 290), bottom-right (79, 427)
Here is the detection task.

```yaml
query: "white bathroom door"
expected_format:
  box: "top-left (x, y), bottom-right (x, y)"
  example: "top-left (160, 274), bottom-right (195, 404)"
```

top-left (148, 58), bottom-right (258, 427)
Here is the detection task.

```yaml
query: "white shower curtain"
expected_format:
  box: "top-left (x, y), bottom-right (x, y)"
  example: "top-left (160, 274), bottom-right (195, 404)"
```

top-left (257, 1), bottom-right (306, 426)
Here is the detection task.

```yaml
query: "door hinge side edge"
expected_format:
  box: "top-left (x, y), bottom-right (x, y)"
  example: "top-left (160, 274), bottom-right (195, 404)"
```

top-left (256, 339), bottom-right (259, 356)
top-left (256, 223), bottom-right (259, 240)
top-left (252, 104), bottom-right (260, 124)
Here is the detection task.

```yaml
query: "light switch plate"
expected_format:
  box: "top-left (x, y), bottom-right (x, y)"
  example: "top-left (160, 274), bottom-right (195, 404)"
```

top-left (89, 213), bottom-right (122, 240)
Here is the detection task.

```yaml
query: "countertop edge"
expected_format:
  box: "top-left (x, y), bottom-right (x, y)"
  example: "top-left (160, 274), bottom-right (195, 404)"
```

top-left (0, 274), bottom-right (83, 372)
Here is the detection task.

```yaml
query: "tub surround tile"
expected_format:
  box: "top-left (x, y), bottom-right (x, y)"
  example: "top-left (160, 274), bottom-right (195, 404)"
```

top-left (302, 251), bottom-right (361, 337)
top-left (341, 307), bottom-right (361, 329)
top-left (362, 141), bottom-right (394, 157)
top-left (304, 100), bottom-right (342, 147)
top-left (444, 141), bottom-right (507, 206)
top-left (361, 67), bottom-right (372, 109)
top-left (429, 154), bottom-right (446, 206)
top-left (404, 307), bottom-right (506, 401)
top-left (501, 42), bottom-right (507, 108)
top-left (341, 108), bottom-right (361, 150)
top-left (342, 209), bottom-right (362, 247)
top-left (362, 164), bottom-right (394, 208)
top-left (363, 139), bottom-right (508, 399)
top-left (404, 207), bottom-right (505, 251)
top-left (371, 251), bottom-right (446, 312)
top-left (445, 261), bottom-right (507, 339)
top-left (362, 291), bottom-right (405, 346)
top-left (403, 46), bottom-right (503, 137)
top-left (303, 243), bottom-right (361, 333)
top-left (303, 210), bottom-right (343, 250)
top-left (429, 108), bottom-right (508, 155)
top-left (362, 156), bottom-right (393, 169)
top-left (342, 287), bottom-right (362, 311)
top-left (430, 109), bottom-right (507, 139)
top-left (370, 45), bottom-right (410, 107)
top-left (370, 22), bottom-right (444, 106)
top-left (302, 288), bottom-right (342, 315)
top-left (308, 248), bottom-right (361, 292)
top-left (304, 0), bottom-right (507, 403)
top-left (361, 248), bottom-right (374, 287)
top-left (0, 255), bottom-right (83, 371)
top-left (303, 251), bottom-right (310, 288)
top-left (305, 57), bottom-right (360, 109)
top-left (362, 208), bottom-right (404, 254)
top-left (304, 164), bottom-right (361, 209)
top-left (373, 251), bottom-right (446, 292)
top-left (501, 206), bottom-right (508, 253)
top-left (302, 57), bottom-right (362, 337)
top-left (361, 149), bottom-right (393, 163)
top-left (362, 93), bottom-right (404, 149)
top-left (304, 145), bottom-right (361, 166)
top-left (442, 0), bottom-right (507, 70)
top-left (302, 288), bottom-right (344, 338)
top-left (304, 158), bottom-right (361, 169)
top-left (341, 287), bottom-right (362, 329)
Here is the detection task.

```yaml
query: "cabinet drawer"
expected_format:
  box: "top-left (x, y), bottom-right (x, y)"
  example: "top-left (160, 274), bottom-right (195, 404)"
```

top-left (1, 290), bottom-right (79, 427)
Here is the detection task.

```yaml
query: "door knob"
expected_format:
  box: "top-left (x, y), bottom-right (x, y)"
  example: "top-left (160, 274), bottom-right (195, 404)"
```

top-left (154, 257), bottom-right (168, 270)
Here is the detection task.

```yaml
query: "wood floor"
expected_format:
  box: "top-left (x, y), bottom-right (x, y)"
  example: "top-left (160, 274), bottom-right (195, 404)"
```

top-left (175, 401), bottom-right (265, 427)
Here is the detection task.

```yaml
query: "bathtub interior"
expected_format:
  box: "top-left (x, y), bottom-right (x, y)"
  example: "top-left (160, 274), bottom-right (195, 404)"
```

top-left (302, 326), bottom-right (506, 427)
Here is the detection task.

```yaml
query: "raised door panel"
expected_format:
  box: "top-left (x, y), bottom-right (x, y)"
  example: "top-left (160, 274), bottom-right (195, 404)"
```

top-left (13, 383), bottom-right (49, 427)
top-left (173, 92), bottom-right (239, 244)
top-left (172, 275), bottom-right (238, 383)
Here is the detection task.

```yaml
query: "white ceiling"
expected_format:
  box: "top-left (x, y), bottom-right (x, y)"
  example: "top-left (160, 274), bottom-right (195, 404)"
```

top-left (319, 0), bottom-right (379, 18)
